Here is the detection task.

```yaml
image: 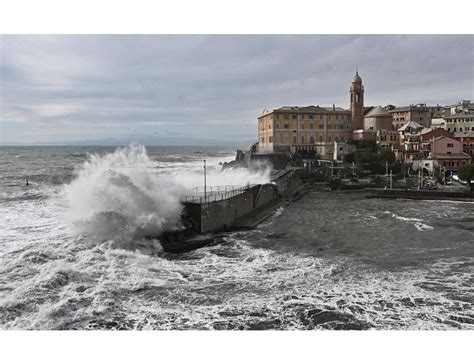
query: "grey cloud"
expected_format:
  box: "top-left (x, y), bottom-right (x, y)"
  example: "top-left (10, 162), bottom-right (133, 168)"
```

top-left (1, 35), bottom-right (473, 145)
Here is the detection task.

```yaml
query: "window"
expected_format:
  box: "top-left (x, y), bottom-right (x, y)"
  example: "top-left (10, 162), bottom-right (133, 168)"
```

top-left (292, 136), bottom-right (297, 143)
top-left (447, 143), bottom-right (454, 148)
top-left (301, 136), bottom-right (305, 143)
top-left (310, 123), bottom-right (314, 129)
top-left (301, 123), bottom-right (305, 129)
top-left (284, 114), bottom-right (289, 120)
top-left (284, 123), bottom-right (289, 129)
top-left (319, 135), bottom-right (323, 142)
top-left (328, 136), bottom-right (332, 142)
top-left (261, 137), bottom-right (264, 143)
top-left (269, 136), bottom-right (273, 143)
top-left (310, 136), bottom-right (315, 144)
top-left (319, 124), bottom-right (324, 129)
top-left (309, 114), bottom-right (314, 119)
top-left (292, 114), bottom-right (297, 119)
top-left (276, 123), bottom-right (280, 129)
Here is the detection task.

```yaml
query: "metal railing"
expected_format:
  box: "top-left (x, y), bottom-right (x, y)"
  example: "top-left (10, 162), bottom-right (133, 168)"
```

top-left (181, 184), bottom-right (256, 204)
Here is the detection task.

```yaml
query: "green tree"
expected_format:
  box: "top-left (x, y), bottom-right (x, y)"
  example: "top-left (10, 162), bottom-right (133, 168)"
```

top-left (344, 152), bottom-right (356, 164)
top-left (459, 164), bottom-right (474, 191)
top-left (404, 178), bottom-right (416, 191)
top-left (433, 166), bottom-right (443, 184)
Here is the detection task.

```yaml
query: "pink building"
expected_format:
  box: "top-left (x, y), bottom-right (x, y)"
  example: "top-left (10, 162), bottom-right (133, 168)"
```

top-left (430, 136), bottom-right (471, 170)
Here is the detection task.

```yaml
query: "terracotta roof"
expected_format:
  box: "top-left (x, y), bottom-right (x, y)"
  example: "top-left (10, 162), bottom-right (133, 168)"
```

top-left (433, 135), bottom-right (458, 142)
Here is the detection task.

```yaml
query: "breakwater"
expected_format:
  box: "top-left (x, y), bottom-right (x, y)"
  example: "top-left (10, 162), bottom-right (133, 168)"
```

top-left (182, 169), bottom-right (299, 233)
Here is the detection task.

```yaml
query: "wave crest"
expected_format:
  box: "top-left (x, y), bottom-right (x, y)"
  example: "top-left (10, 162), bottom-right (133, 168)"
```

top-left (65, 145), bottom-right (184, 245)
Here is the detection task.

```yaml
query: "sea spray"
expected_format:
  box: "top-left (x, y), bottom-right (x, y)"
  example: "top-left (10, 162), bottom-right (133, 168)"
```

top-left (64, 145), bottom-right (272, 248)
top-left (172, 160), bottom-right (272, 189)
top-left (65, 145), bottom-right (185, 247)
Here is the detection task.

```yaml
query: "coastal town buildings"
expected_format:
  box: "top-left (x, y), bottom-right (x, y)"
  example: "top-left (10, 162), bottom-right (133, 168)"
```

top-left (445, 113), bottom-right (474, 133)
top-left (363, 106), bottom-right (393, 130)
top-left (392, 121), bottom-right (424, 161)
top-left (333, 141), bottom-right (356, 162)
top-left (389, 104), bottom-right (431, 129)
top-left (257, 105), bottom-right (353, 155)
top-left (454, 132), bottom-right (474, 159)
top-left (353, 129), bottom-right (376, 141)
top-left (429, 136), bottom-right (472, 170)
top-left (255, 71), bottom-right (472, 172)
top-left (376, 129), bottom-right (398, 149)
top-left (449, 99), bottom-right (474, 115)
top-left (430, 118), bottom-right (447, 130)
top-left (428, 105), bottom-right (450, 120)
top-left (420, 128), bottom-right (454, 142)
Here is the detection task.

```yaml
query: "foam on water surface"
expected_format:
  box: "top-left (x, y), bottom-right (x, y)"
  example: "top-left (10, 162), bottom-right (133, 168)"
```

top-left (0, 146), bottom-right (473, 330)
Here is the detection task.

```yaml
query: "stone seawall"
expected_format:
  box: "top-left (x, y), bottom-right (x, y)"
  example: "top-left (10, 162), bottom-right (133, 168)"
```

top-left (184, 183), bottom-right (280, 233)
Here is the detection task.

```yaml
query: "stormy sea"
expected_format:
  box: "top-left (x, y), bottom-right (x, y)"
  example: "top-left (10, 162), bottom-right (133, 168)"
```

top-left (0, 145), bottom-right (473, 330)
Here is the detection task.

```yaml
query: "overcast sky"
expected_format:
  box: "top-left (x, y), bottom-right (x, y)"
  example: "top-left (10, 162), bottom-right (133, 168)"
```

top-left (1, 35), bottom-right (473, 145)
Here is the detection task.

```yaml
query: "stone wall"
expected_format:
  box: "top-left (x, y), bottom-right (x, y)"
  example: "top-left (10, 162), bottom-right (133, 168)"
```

top-left (184, 183), bottom-right (280, 233)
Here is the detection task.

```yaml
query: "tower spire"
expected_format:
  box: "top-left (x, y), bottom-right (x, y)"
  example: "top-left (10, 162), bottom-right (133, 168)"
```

top-left (356, 65), bottom-right (358, 75)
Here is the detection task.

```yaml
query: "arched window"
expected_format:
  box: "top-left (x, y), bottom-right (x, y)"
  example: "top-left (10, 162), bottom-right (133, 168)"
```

top-left (355, 93), bottom-right (360, 103)
top-left (309, 136), bottom-right (315, 144)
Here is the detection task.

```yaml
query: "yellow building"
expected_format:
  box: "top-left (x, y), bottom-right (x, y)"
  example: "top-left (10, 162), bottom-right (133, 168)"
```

top-left (257, 105), bottom-right (353, 155)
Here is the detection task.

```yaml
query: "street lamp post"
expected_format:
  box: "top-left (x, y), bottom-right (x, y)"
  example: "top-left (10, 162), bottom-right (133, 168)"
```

top-left (204, 159), bottom-right (207, 201)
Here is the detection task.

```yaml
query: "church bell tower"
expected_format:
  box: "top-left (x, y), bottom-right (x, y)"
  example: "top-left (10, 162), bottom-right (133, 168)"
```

top-left (350, 70), bottom-right (364, 130)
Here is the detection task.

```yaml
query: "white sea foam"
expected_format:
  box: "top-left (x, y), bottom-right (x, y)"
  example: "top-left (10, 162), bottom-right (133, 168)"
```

top-left (64, 145), bottom-right (185, 246)
top-left (64, 145), bottom-right (271, 246)
top-left (389, 212), bottom-right (434, 232)
top-left (171, 161), bottom-right (271, 189)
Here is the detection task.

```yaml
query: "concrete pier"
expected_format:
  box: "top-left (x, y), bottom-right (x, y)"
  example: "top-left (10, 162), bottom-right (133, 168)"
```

top-left (181, 168), bottom-right (299, 233)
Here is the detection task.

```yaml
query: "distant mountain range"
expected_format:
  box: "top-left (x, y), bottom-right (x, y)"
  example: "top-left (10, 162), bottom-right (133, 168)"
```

top-left (1, 136), bottom-right (255, 148)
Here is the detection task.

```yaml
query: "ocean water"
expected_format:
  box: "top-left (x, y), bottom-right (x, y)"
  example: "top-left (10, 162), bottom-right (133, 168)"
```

top-left (0, 145), bottom-right (473, 330)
